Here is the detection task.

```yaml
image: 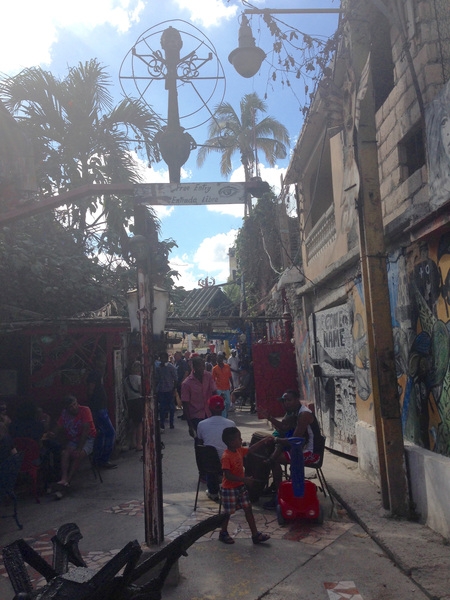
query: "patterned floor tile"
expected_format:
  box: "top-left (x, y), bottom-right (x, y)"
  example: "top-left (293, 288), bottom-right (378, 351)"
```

top-left (0, 499), bottom-right (352, 592)
top-left (324, 580), bottom-right (364, 599)
top-left (104, 499), bottom-right (145, 517)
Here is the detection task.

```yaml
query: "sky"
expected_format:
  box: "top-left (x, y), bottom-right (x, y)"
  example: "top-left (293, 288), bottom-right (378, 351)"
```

top-left (1, 0), bottom-right (340, 290)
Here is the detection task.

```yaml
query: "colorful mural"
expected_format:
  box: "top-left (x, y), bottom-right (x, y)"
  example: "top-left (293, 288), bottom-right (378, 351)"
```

top-left (389, 234), bottom-right (450, 457)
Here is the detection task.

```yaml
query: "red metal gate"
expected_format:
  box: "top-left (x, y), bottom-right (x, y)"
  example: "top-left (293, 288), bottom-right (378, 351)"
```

top-left (252, 341), bottom-right (298, 419)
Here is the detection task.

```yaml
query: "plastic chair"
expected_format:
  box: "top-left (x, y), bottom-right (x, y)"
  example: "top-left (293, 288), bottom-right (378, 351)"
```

top-left (0, 452), bottom-right (24, 529)
top-left (14, 437), bottom-right (42, 503)
top-left (194, 444), bottom-right (222, 512)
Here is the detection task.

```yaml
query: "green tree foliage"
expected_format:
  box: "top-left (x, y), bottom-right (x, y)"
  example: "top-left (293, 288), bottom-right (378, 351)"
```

top-left (0, 60), bottom-right (181, 317)
top-left (235, 191), bottom-right (283, 314)
top-left (0, 215), bottom-right (115, 317)
top-left (197, 92), bottom-right (289, 181)
top-left (0, 59), bottom-right (162, 257)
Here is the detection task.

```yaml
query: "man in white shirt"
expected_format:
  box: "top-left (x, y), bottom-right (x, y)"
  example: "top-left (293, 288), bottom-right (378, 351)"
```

top-left (196, 395), bottom-right (235, 501)
top-left (228, 349), bottom-right (240, 389)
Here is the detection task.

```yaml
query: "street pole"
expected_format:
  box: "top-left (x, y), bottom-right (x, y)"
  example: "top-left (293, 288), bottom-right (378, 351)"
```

top-left (349, 1), bottom-right (409, 516)
top-left (134, 203), bottom-right (164, 545)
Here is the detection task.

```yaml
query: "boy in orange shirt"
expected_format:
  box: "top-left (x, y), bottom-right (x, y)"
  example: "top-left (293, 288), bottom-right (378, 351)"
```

top-left (219, 426), bottom-right (271, 545)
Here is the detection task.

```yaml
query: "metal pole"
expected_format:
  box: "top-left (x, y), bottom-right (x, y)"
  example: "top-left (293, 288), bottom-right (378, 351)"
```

top-left (243, 8), bottom-right (342, 14)
top-left (135, 203), bottom-right (164, 545)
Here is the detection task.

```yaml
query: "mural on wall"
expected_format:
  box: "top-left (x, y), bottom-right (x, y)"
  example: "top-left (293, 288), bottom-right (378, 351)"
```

top-left (348, 280), bottom-right (374, 427)
top-left (426, 79), bottom-right (450, 209)
top-left (389, 235), bottom-right (450, 457)
top-left (293, 317), bottom-right (313, 402)
top-left (313, 304), bottom-right (358, 453)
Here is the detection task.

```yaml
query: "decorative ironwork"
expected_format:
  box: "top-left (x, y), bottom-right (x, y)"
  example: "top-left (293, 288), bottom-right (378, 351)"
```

top-left (120, 20), bottom-right (226, 132)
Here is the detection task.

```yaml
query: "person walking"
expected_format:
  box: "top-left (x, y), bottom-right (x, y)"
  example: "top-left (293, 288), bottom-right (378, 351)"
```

top-left (218, 426), bottom-right (271, 545)
top-left (155, 352), bottom-right (178, 431)
top-left (181, 356), bottom-right (217, 438)
top-left (228, 349), bottom-right (240, 390)
top-left (212, 353), bottom-right (233, 417)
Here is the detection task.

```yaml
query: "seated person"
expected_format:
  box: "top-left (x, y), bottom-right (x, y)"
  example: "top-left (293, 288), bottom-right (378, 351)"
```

top-left (259, 391), bottom-right (300, 464)
top-left (0, 422), bottom-right (16, 463)
top-left (196, 395), bottom-right (236, 501)
top-left (50, 395), bottom-right (96, 487)
top-left (0, 401), bottom-right (11, 428)
top-left (261, 389), bottom-right (322, 510)
top-left (37, 407), bottom-right (51, 433)
top-left (9, 400), bottom-right (45, 442)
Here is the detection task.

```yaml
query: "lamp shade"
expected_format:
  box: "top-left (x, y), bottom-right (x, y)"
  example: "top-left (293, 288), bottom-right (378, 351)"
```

top-left (153, 286), bottom-right (170, 336)
top-left (228, 14), bottom-right (266, 78)
top-left (126, 287), bottom-right (170, 336)
top-left (228, 46), bottom-right (266, 78)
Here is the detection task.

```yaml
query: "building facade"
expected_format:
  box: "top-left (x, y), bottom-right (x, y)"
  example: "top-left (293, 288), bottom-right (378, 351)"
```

top-left (282, 0), bottom-right (450, 537)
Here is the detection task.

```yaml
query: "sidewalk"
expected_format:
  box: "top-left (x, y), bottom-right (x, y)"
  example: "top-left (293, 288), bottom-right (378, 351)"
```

top-left (1, 408), bottom-right (449, 599)
top-left (322, 450), bottom-right (450, 600)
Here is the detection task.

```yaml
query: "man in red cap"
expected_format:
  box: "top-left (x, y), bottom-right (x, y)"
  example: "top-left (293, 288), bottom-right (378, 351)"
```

top-left (196, 395), bottom-right (236, 501)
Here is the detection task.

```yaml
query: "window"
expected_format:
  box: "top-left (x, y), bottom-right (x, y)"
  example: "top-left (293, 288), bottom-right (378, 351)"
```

top-left (371, 10), bottom-right (395, 112)
top-left (398, 124), bottom-right (426, 181)
top-left (305, 141), bottom-right (333, 235)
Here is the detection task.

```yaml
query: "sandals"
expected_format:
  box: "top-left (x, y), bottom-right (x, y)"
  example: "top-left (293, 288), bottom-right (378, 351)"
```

top-left (252, 532), bottom-right (270, 544)
top-left (219, 531), bottom-right (235, 544)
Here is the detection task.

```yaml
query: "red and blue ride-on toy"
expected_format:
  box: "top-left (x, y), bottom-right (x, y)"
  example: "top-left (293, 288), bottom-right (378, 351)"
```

top-left (276, 437), bottom-right (324, 525)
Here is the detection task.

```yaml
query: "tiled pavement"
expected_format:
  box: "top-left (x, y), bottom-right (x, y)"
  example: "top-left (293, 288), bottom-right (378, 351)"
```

top-left (0, 496), bottom-right (353, 589)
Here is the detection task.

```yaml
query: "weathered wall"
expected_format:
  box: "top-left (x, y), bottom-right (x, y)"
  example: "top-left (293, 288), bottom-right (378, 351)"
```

top-left (405, 441), bottom-right (450, 538)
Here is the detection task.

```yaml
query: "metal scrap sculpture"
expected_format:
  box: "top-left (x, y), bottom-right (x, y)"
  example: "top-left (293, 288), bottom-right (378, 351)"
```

top-left (2, 514), bottom-right (226, 600)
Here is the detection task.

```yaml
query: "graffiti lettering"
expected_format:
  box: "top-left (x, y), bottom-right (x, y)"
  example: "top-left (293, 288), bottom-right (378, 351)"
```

top-left (323, 328), bottom-right (345, 348)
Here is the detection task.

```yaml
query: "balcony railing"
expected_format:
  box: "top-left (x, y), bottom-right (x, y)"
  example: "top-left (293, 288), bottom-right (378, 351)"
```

top-left (305, 203), bottom-right (336, 263)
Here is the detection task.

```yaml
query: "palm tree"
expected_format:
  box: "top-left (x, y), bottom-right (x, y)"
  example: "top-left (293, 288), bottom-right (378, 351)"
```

top-left (197, 92), bottom-right (290, 182)
top-left (0, 59), bottom-right (162, 257)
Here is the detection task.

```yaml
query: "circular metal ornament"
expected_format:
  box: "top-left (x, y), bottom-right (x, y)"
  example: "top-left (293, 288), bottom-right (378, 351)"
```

top-left (119, 19), bottom-right (226, 132)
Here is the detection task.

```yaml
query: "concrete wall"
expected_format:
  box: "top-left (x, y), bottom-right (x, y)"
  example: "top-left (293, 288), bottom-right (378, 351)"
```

top-left (356, 424), bottom-right (450, 539)
top-left (355, 421), bottom-right (379, 486)
top-left (405, 442), bottom-right (450, 539)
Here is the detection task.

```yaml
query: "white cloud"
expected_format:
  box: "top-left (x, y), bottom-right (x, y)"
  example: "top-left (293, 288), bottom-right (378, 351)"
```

top-left (174, 0), bottom-right (238, 28)
top-left (170, 229), bottom-right (237, 290)
top-left (1, 0), bottom-right (145, 74)
top-left (193, 229), bottom-right (238, 283)
top-left (169, 253), bottom-right (200, 290)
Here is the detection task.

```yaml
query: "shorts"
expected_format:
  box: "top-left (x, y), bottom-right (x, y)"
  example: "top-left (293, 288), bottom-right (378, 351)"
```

top-left (221, 484), bottom-right (251, 514)
top-left (127, 397), bottom-right (144, 424)
top-left (284, 450), bottom-right (321, 466)
top-left (67, 438), bottom-right (95, 455)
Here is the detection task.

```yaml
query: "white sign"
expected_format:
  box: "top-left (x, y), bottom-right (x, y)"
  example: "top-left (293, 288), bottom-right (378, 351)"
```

top-left (134, 182), bottom-right (247, 205)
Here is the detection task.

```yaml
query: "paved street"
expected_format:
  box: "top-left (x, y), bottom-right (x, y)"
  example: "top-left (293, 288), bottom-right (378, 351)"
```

top-left (0, 408), bottom-right (444, 599)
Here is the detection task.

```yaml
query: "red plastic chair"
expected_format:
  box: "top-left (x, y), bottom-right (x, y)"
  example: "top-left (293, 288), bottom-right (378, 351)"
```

top-left (14, 437), bottom-right (42, 503)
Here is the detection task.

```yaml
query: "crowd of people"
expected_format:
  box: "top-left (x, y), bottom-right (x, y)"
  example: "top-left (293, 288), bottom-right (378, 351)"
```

top-left (1, 346), bottom-right (322, 532)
